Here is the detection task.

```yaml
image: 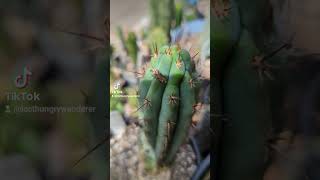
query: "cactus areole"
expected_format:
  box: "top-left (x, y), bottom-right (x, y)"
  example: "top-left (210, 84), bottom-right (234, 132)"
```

top-left (138, 45), bottom-right (196, 170)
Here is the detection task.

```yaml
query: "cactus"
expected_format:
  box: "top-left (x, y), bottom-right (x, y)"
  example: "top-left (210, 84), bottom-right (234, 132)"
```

top-left (125, 32), bottom-right (139, 64)
top-left (116, 27), bottom-right (139, 64)
top-left (212, 0), bottom-right (290, 180)
top-left (149, 0), bottom-right (175, 39)
top-left (174, 2), bottom-right (184, 28)
top-left (138, 45), bottom-right (197, 171)
top-left (116, 26), bottom-right (128, 52)
top-left (219, 29), bottom-right (272, 180)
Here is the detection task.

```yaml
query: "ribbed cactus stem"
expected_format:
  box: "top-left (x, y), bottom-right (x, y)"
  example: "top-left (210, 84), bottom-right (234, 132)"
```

top-left (213, 0), bottom-right (275, 179)
top-left (138, 45), bottom-right (196, 169)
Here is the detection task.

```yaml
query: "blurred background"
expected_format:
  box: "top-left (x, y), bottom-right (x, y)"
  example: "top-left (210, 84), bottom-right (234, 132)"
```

top-left (212, 0), bottom-right (320, 180)
top-left (0, 1), bottom-right (108, 180)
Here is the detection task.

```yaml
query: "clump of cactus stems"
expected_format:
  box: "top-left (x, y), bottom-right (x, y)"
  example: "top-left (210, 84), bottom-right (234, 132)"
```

top-left (138, 44), bottom-right (198, 172)
top-left (212, 0), bottom-right (293, 180)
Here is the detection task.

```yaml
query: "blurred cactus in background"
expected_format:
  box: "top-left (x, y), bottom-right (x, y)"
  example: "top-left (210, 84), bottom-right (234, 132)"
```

top-left (149, 0), bottom-right (175, 39)
top-left (213, 0), bottom-right (320, 180)
top-left (126, 32), bottom-right (139, 64)
top-left (116, 27), bottom-right (139, 64)
top-left (174, 2), bottom-right (184, 28)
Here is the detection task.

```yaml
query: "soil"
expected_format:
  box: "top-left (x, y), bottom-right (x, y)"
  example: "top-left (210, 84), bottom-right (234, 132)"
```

top-left (110, 0), bottom-right (148, 29)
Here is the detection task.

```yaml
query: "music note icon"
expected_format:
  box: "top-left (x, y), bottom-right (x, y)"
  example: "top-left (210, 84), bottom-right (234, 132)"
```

top-left (15, 67), bottom-right (32, 89)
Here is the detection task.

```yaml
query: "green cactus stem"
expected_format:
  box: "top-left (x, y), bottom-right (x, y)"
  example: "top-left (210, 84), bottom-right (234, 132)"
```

top-left (149, 0), bottom-right (175, 39)
top-left (126, 32), bottom-right (139, 64)
top-left (212, 0), bottom-right (241, 172)
top-left (138, 45), bottom-right (197, 170)
top-left (143, 52), bottom-right (173, 147)
top-left (155, 47), bottom-right (186, 162)
top-left (174, 2), bottom-right (183, 28)
top-left (116, 26), bottom-right (128, 52)
top-left (219, 29), bottom-right (271, 180)
top-left (164, 71), bottom-right (196, 164)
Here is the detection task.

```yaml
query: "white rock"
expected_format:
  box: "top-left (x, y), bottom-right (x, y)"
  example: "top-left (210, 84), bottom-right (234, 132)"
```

top-left (110, 111), bottom-right (126, 139)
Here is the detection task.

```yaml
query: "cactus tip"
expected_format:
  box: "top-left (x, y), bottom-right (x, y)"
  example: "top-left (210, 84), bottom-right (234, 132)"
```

top-left (151, 43), bottom-right (159, 58)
